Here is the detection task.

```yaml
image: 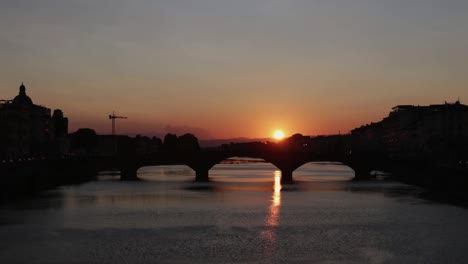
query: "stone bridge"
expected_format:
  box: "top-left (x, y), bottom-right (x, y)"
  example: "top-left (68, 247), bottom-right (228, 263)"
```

top-left (101, 147), bottom-right (386, 183)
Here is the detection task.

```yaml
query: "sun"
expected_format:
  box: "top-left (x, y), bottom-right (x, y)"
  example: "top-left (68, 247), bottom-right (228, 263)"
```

top-left (273, 130), bottom-right (285, 140)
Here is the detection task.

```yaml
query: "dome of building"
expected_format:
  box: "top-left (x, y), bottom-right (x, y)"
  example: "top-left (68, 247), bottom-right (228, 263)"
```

top-left (12, 83), bottom-right (33, 105)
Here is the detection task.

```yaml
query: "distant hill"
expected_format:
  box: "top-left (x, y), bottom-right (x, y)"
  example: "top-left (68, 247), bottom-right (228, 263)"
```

top-left (199, 137), bottom-right (271, 148)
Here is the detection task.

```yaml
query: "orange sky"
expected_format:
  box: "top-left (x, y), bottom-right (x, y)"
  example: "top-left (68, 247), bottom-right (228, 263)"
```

top-left (1, 1), bottom-right (468, 139)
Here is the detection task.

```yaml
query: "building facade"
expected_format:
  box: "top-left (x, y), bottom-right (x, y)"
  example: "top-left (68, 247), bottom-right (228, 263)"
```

top-left (0, 83), bottom-right (68, 158)
top-left (351, 101), bottom-right (468, 161)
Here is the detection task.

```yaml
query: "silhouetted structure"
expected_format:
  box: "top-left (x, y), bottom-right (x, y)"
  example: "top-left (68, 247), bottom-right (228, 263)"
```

top-left (90, 134), bottom-right (369, 183)
top-left (108, 111), bottom-right (127, 135)
top-left (70, 128), bottom-right (99, 155)
top-left (352, 101), bottom-right (468, 161)
top-left (92, 102), bottom-right (468, 183)
top-left (3, 98), bottom-right (468, 196)
top-left (53, 109), bottom-right (68, 138)
top-left (0, 83), bottom-right (68, 158)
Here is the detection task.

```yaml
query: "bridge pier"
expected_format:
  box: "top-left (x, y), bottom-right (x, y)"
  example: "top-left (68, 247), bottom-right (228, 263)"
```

top-left (281, 170), bottom-right (293, 184)
top-left (195, 169), bottom-right (209, 182)
top-left (353, 167), bottom-right (373, 180)
top-left (120, 166), bottom-right (138, 181)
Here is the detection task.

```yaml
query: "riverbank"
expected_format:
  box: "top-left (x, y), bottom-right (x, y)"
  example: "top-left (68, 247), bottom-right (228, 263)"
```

top-left (0, 158), bottom-right (97, 199)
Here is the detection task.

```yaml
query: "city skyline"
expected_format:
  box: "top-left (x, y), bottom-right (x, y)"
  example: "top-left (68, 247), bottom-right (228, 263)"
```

top-left (1, 0), bottom-right (468, 139)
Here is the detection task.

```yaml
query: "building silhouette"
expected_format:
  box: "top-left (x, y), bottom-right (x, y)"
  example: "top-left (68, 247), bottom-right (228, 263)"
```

top-left (0, 83), bottom-right (68, 158)
top-left (352, 101), bottom-right (468, 160)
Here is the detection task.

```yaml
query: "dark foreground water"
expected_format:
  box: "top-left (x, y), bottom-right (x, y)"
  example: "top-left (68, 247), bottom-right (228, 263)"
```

top-left (1, 162), bottom-right (468, 263)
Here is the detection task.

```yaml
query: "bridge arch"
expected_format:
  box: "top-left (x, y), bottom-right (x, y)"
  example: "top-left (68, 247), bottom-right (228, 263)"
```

top-left (210, 156), bottom-right (281, 182)
top-left (115, 151), bottom-right (375, 182)
top-left (181, 152), bottom-right (367, 183)
top-left (293, 162), bottom-right (354, 181)
top-left (136, 164), bottom-right (195, 181)
top-left (183, 153), bottom-right (286, 182)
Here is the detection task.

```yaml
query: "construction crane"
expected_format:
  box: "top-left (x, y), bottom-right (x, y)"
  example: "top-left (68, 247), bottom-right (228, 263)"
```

top-left (109, 111), bottom-right (127, 135)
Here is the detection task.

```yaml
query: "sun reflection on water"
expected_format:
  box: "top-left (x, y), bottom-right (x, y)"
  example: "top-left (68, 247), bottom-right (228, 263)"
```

top-left (261, 170), bottom-right (282, 258)
top-left (273, 171), bottom-right (282, 205)
top-left (268, 170), bottom-right (282, 226)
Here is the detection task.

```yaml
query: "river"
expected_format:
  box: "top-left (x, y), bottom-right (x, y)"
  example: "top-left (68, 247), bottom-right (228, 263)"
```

top-left (1, 161), bottom-right (468, 263)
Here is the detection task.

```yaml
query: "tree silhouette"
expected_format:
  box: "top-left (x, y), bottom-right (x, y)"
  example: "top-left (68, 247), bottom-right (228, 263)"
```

top-left (177, 133), bottom-right (200, 152)
top-left (71, 128), bottom-right (98, 154)
top-left (163, 133), bottom-right (178, 152)
top-left (151, 136), bottom-right (162, 146)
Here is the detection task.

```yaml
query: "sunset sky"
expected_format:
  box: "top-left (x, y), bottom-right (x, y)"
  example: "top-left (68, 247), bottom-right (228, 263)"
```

top-left (1, 0), bottom-right (468, 139)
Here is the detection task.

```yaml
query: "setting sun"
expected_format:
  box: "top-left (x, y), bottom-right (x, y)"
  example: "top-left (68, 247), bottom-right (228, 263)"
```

top-left (273, 130), bottom-right (285, 140)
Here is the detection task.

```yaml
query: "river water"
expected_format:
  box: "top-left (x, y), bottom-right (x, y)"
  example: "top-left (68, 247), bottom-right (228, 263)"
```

top-left (1, 161), bottom-right (468, 263)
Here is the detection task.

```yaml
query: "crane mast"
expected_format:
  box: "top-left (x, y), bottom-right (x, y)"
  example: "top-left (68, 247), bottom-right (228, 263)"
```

top-left (109, 111), bottom-right (127, 135)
